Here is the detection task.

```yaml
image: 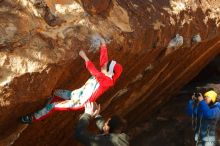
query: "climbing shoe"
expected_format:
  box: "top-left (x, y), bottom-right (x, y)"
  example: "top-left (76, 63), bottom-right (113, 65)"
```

top-left (20, 115), bottom-right (33, 124)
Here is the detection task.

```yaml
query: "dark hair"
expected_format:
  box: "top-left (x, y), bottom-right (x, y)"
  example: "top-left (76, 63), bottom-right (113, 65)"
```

top-left (107, 60), bottom-right (112, 72)
top-left (108, 115), bottom-right (127, 133)
top-left (195, 87), bottom-right (214, 96)
top-left (107, 60), bottom-right (116, 74)
top-left (209, 101), bottom-right (215, 106)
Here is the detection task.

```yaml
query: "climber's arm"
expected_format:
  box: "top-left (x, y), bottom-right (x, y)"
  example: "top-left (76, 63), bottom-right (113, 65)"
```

top-left (79, 50), bottom-right (90, 62)
top-left (86, 61), bottom-right (103, 78)
top-left (186, 100), bottom-right (194, 116)
top-left (99, 42), bottom-right (108, 68)
top-left (79, 50), bottom-right (103, 77)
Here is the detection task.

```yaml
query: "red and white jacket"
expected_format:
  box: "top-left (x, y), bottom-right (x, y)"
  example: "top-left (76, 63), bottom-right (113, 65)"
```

top-left (85, 45), bottom-right (123, 102)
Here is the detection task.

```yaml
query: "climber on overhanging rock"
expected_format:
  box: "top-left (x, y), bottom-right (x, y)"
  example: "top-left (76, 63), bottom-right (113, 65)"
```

top-left (186, 88), bottom-right (220, 146)
top-left (20, 38), bottom-right (123, 124)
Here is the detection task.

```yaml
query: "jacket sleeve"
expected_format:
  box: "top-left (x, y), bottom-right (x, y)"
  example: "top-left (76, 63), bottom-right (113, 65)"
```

top-left (86, 61), bottom-right (102, 77)
top-left (186, 100), bottom-right (194, 116)
top-left (75, 113), bottom-right (98, 145)
top-left (198, 100), bottom-right (220, 119)
top-left (95, 115), bottom-right (105, 133)
top-left (100, 44), bottom-right (108, 68)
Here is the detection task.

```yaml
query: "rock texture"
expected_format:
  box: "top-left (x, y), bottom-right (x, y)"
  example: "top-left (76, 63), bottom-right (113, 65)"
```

top-left (0, 0), bottom-right (220, 145)
top-left (130, 56), bottom-right (220, 146)
top-left (130, 91), bottom-right (194, 146)
top-left (80, 0), bottom-right (111, 15)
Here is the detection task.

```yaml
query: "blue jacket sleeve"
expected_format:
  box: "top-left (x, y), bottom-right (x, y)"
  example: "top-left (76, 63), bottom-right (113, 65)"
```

top-left (186, 100), bottom-right (194, 116)
top-left (198, 100), bottom-right (220, 119)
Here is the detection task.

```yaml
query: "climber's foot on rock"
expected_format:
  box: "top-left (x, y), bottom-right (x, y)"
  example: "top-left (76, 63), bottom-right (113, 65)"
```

top-left (20, 115), bottom-right (33, 124)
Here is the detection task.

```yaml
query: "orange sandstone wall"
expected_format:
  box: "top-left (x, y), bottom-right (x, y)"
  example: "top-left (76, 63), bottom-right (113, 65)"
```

top-left (0, 0), bottom-right (220, 145)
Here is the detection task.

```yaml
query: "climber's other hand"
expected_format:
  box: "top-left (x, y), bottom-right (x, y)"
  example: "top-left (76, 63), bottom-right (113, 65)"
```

top-left (79, 50), bottom-right (89, 62)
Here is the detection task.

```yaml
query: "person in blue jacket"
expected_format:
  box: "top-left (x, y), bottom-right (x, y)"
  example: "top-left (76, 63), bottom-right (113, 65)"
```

top-left (186, 89), bottom-right (220, 146)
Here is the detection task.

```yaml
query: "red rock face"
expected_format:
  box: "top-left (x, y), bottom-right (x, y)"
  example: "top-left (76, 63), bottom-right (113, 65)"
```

top-left (0, 0), bottom-right (220, 145)
top-left (81, 0), bottom-right (111, 14)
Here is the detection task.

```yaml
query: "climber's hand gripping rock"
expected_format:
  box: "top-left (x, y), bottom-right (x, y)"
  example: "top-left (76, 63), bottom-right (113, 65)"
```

top-left (79, 50), bottom-right (89, 62)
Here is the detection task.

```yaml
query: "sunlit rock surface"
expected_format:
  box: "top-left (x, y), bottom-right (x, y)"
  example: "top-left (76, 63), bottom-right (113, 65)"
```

top-left (0, 0), bottom-right (220, 145)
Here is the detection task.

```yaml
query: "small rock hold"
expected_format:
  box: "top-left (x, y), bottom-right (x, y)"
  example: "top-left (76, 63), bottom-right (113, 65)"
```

top-left (145, 64), bottom-right (154, 72)
top-left (5, 23), bottom-right (17, 38)
top-left (192, 34), bottom-right (201, 43)
top-left (167, 34), bottom-right (183, 49)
